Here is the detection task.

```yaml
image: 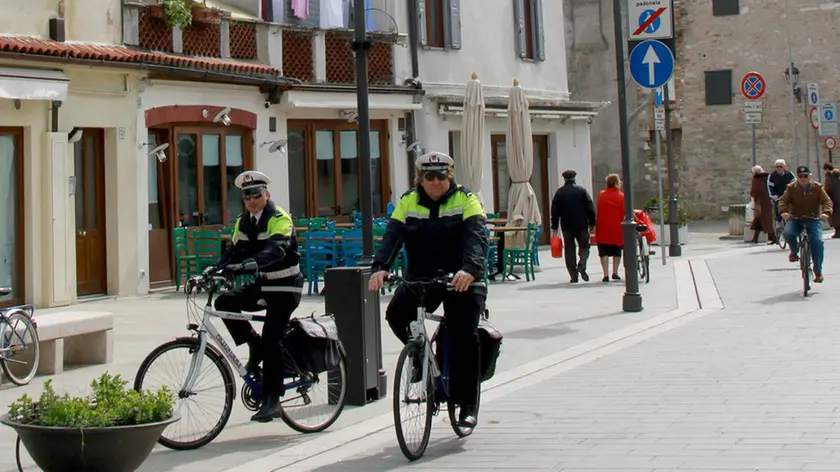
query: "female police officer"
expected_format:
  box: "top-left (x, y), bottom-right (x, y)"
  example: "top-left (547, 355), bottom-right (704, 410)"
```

top-left (368, 152), bottom-right (487, 428)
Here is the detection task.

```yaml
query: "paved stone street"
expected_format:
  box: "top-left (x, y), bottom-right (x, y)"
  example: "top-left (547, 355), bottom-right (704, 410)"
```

top-left (0, 224), bottom-right (738, 471)
top-left (232, 232), bottom-right (840, 471)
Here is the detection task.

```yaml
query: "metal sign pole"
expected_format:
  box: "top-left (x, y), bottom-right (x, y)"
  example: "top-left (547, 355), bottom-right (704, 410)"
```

top-left (751, 123), bottom-right (756, 167)
top-left (655, 126), bottom-right (666, 266)
top-left (815, 125), bottom-right (822, 180)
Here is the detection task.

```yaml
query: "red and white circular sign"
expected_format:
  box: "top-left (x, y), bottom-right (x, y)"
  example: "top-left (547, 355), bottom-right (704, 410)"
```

top-left (811, 107), bottom-right (820, 130)
top-left (826, 137), bottom-right (837, 150)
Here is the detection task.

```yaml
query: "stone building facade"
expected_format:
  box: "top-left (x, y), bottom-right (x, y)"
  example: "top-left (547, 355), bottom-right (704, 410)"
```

top-left (566, 0), bottom-right (833, 218)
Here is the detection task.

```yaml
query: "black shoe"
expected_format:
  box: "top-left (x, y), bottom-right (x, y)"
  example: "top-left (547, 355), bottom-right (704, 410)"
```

top-left (570, 277), bottom-right (579, 283)
top-left (612, 274), bottom-right (621, 280)
top-left (251, 395), bottom-right (280, 422)
top-left (458, 405), bottom-right (477, 428)
top-left (577, 264), bottom-right (589, 282)
top-left (246, 340), bottom-right (262, 374)
top-left (602, 276), bottom-right (609, 282)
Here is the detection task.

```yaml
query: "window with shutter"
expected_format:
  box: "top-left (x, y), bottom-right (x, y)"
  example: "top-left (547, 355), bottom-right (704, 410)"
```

top-left (418, 0), bottom-right (461, 50)
top-left (424, 0), bottom-right (445, 48)
top-left (704, 70), bottom-right (733, 105)
top-left (712, 0), bottom-right (739, 16)
top-left (513, 0), bottom-right (545, 62)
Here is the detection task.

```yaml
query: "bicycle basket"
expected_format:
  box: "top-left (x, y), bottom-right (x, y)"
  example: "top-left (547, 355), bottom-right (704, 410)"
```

top-left (284, 314), bottom-right (342, 374)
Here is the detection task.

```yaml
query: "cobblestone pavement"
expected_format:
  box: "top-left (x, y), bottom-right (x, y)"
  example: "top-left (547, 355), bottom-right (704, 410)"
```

top-left (239, 237), bottom-right (840, 471)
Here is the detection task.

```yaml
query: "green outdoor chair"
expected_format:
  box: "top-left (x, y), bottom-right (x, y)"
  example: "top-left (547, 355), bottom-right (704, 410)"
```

top-left (193, 229), bottom-right (222, 272)
top-left (173, 227), bottom-right (197, 291)
top-left (501, 222), bottom-right (537, 282)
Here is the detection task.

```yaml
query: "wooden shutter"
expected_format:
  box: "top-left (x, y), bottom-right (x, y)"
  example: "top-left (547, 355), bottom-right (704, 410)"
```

top-left (447, 0), bottom-right (462, 49)
top-left (417, 0), bottom-right (428, 48)
top-left (533, 0), bottom-right (545, 61)
top-left (513, 0), bottom-right (527, 59)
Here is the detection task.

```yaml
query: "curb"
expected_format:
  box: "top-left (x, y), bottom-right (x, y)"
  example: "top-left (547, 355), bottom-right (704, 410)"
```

top-left (227, 257), bottom-right (725, 471)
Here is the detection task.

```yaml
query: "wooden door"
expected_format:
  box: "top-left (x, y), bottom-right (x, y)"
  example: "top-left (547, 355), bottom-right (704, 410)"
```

top-left (148, 129), bottom-right (174, 287)
top-left (74, 129), bottom-right (107, 296)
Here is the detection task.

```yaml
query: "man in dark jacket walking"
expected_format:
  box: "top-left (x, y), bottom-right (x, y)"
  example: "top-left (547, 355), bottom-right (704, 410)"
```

top-left (550, 170), bottom-right (596, 283)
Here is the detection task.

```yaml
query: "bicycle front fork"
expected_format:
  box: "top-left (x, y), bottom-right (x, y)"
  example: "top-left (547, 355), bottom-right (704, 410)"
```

top-left (181, 331), bottom-right (209, 393)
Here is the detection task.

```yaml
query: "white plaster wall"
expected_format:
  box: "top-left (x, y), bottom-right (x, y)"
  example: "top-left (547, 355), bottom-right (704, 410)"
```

top-left (391, 0), bottom-right (569, 98)
top-left (0, 0), bottom-right (122, 44)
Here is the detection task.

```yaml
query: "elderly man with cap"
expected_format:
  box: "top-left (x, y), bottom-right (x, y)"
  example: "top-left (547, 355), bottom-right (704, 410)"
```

top-left (208, 170), bottom-right (304, 422)
top-left (779, 165), bottom-right (833, 283)
top-left (549, 169), bottom-right (596, 283)
top-left (768, 159), bottom-right (796, 225)
top-left (368, 151), bottom-right (487, 428)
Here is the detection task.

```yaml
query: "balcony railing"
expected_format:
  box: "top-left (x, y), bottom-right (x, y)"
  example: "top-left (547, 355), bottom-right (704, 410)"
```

top-left (125, 3), bottom-right (399, 84)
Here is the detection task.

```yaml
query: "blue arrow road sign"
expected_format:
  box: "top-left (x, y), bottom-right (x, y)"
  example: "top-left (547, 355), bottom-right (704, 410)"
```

top-left (655, 87), bottom-right (664, 107)
top-left (629, 40), bottom-right (675, 89)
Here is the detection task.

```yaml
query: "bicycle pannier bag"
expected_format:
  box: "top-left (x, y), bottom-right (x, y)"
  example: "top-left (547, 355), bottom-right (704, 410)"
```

top-left (285, 315), bottom-right (342, 374)
top-left (478, 317), bottom-right (503, 382)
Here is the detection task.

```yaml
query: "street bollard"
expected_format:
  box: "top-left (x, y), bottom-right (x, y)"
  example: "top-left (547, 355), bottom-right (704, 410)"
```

top-left (324, 266), bottom-right (387, 406)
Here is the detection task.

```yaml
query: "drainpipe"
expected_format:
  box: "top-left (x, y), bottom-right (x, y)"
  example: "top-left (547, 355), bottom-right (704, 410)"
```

top-left (51, 101), bottom-right (61, 132)
top-left (404, 0), bottom-right (422, 188)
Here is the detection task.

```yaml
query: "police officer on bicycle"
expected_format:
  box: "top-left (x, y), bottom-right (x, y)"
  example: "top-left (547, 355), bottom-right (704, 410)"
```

top-left (207, 170), bottom-right (304, 422)
top-left (368, 152), bottom-right (487, 429)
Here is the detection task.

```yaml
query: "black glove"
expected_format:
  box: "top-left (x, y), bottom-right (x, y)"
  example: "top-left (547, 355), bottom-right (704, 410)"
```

top-left (222, 259), bottom-right (257, 277)
top-left (201, 265), bottom-right (217, 277)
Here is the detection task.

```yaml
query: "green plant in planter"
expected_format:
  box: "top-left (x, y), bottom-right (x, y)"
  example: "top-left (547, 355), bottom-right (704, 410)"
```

top-left (163, 0), bottom-right (192, 30)
top-left (8, 372), bottom-right (174, 428)
top-left (643, 195), bottom-right (690, 227)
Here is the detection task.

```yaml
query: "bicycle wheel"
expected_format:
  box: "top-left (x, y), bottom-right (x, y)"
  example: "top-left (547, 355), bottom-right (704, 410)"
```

top-left (776, 222), bottom-right (787, 250)
top-left (643, 255), bottom-right (651, 283)
top-left (800, 240), bottom-right (812, 297)
top-left (134, 338), bottom-right (236, 450)
top-left (448, 387), bottom-right (481, 438)
top-left (278, 350), bottom-right (348, 433)
top-left (393, 340), bottom-right (434, 461)
top-left (0, 310), bottom-right (39, 386)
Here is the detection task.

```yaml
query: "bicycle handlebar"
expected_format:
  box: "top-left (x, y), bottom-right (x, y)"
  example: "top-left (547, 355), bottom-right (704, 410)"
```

top-left (384, 272), bottom-right (453, 287)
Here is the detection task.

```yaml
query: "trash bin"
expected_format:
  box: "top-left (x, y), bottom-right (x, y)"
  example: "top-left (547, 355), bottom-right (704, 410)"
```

top-left (324, 266), bottom-right (387, 406)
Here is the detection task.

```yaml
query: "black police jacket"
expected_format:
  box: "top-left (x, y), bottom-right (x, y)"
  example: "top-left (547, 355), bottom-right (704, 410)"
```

top-left (371, 182), bottom-right (487, 280)
top-left (218, 201), bottom-right (300, 283)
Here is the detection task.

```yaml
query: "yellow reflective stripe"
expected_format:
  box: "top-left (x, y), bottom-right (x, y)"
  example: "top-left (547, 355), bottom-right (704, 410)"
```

top-left (257, 232), bottom-right (270, 240)
top-left (266, 210), bottom-right (293, 237)
top-left (440, 208), bottom-right (464, 217)
top-left (463, 193), bottom-right (485, 219)
top-left (391, 194), bottom-right (413, 223)
top-left (232, 217), bottom-right (246, 243)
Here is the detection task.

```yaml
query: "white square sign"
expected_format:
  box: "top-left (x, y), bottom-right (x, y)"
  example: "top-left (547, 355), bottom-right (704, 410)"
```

top-left (628, 0), bottom-right (674, 41)
top-left (807, 83), bottom-right (820, 106)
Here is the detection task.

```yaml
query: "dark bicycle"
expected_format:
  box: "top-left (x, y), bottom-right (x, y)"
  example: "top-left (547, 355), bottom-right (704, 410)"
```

top-left (134, 268), bottom-right (348, 450)
top-left (790, 215), bottom-right (821, 297)
top-left (772, 200), bottom-right (787, 250)
top-left (386, 273), bottom-right (492, 461)
top-left (635, 224), bottom-right (651, 284)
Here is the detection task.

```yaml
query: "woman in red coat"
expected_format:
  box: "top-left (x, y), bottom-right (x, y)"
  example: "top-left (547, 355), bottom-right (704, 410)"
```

top-left (596, 174), bottom-right (625, 282)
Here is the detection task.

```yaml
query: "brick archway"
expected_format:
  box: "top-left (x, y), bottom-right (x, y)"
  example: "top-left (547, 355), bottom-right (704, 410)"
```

top-left (145, 105), bottom-right (257, 129)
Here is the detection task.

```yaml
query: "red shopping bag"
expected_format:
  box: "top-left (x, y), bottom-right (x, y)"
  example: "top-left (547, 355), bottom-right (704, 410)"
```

top-left (550, 236), bottom-right (563, 258)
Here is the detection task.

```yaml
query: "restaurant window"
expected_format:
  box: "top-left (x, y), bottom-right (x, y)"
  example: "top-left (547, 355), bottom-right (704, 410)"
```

top-left (287, 121), bottom-right (390, 219)
top-left (0, 128), bottom-right (23, 307)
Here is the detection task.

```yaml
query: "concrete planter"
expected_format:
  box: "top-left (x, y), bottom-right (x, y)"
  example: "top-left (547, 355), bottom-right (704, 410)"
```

top-left (652, 223), bottom-right (689, 246)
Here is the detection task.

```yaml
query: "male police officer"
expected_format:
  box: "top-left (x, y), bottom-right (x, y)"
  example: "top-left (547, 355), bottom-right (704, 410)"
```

top-left (211, 170), bottom-right (304, 422)
top-left (368, 152), bottom-right (487, 428)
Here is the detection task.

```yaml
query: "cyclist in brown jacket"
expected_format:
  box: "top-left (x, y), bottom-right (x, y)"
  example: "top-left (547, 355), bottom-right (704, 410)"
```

top-left (779, 166), bottom-right (833, 283)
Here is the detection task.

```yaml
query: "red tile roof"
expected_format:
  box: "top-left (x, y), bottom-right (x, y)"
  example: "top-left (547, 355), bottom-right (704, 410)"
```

top-left (0, 36), bottom-right (282, 79)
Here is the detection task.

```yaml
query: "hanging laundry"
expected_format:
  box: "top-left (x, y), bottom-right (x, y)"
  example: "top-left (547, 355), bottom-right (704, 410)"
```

top-left (291, 0), bottom-right (309, 19)
top-left (321, 0), bottom-right (344, 28)
top-left (365, 0), bottom-right (374, 31)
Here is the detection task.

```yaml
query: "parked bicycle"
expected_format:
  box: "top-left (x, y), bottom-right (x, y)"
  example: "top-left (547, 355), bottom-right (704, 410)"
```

top-left (386, 273), bottom-right (501, 461)
top-left (0, 289), bottom-right (39, 386)
top-left (635, 224), bottom-right (651, 284)
top-left (133, 269), bottom-right (348, 450)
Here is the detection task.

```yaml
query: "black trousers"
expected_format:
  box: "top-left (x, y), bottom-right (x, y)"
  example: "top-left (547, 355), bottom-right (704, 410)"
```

top-left (385, 282), bottom-right (486, 407)
top-left (562, 228), bottom-right (591, 277)
top-left (214, 274), bottom-right (304, 396)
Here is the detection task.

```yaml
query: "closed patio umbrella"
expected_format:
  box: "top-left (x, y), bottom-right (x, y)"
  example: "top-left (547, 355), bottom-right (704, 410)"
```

top-left (505, 79), bottom-right (541, 248)
top-left (460, 72), bottom-right (486, 204)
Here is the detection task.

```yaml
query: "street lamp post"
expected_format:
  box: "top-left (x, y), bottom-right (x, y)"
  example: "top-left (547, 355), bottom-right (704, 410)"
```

top-left (783, 0), bottom-right (799, 164)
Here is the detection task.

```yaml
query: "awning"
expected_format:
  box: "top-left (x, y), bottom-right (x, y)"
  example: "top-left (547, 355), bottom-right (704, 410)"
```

top-left (439, 103), bottom-right (598, 121)
top-left (282, 90), bottom-right (422, 110)
top-left (0, 67), bottom-right (69, 101)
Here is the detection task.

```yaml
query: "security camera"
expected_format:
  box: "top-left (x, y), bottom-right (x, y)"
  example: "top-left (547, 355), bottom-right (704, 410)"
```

top-left (68, 127), bottom-right (83, 144)
top-left (148, 143), bottom-right (169, 163)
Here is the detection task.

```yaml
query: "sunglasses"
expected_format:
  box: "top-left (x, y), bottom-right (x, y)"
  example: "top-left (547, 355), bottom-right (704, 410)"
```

top-left (423, 172), bottom-right (447, 182)
top-left (798, 174), bottom-right (810, 178)
top-left (243, 192), bottom-right (264, 201)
